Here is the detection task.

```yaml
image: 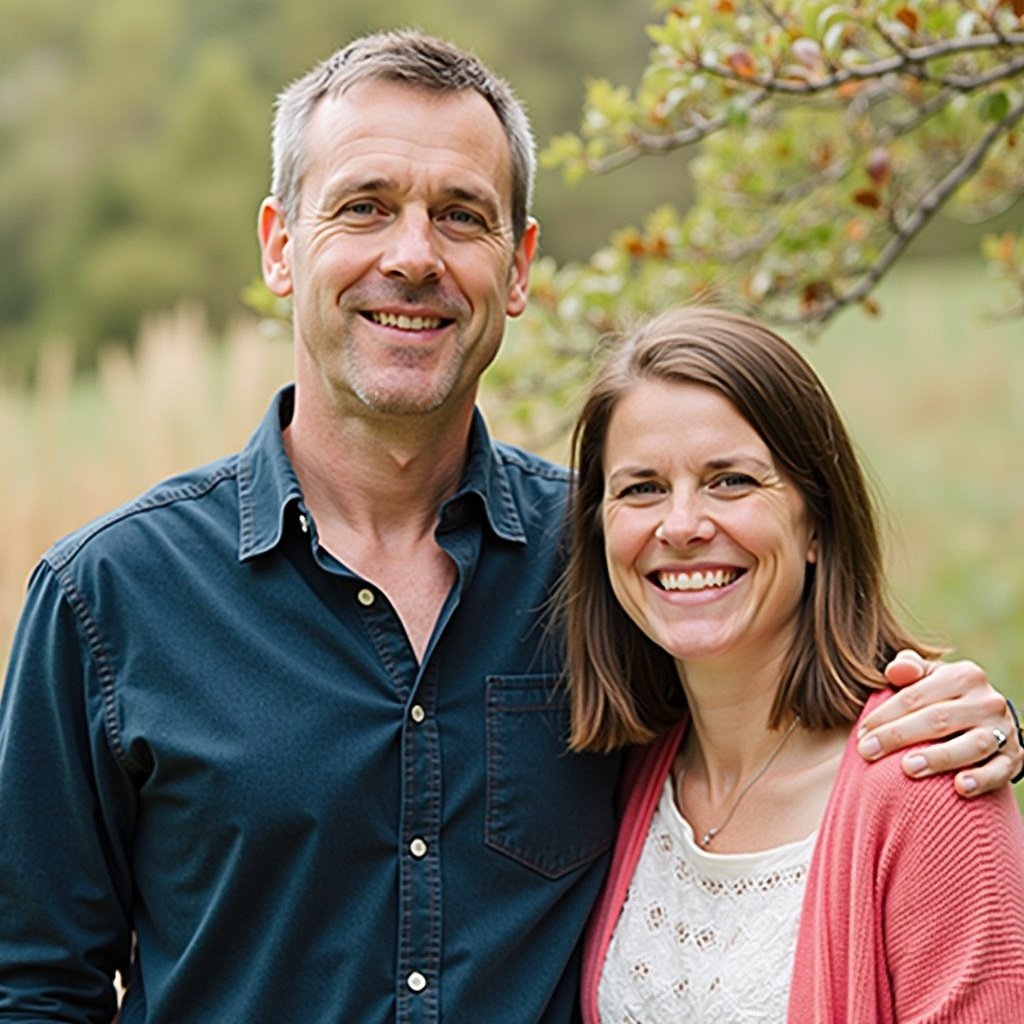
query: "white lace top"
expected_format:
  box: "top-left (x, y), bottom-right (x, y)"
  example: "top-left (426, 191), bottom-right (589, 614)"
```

top-left (597, 776), bottom-right (816, 1023)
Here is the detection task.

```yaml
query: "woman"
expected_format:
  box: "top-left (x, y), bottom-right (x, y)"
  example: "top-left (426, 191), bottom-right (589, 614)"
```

top-left (564, 307), bottom-right (1024, 1022)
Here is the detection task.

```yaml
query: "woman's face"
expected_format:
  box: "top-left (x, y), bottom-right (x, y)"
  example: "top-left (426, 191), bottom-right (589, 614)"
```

top-left (601, 379), bottom-right (817, 675)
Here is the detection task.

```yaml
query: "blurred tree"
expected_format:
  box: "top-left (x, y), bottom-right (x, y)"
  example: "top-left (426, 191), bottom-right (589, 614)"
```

top-left (3, 0), bottom-right (1019, 384)
top-left (489, 0), bottom-right (1023, 445)
top-left (0, 0), bottom-right (662, 376)
top-left (541, 0), bottom-right (1023, 327)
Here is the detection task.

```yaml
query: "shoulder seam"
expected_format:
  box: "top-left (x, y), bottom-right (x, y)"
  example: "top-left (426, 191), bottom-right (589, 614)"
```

top-left (493, 443), bottom-right (570, 483)
top-left (45, 459), bottom-right (239, 571)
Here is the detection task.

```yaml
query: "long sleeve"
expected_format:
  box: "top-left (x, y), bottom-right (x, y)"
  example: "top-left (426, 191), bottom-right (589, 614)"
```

top-left (0, 561), bottom-right (135, 1022)
top-left (792, 691), bottom-right (1024, 1023)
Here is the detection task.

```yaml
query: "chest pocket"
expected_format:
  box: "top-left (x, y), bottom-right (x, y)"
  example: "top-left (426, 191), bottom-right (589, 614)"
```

top-left (485, 675), bottom-right (620, 879)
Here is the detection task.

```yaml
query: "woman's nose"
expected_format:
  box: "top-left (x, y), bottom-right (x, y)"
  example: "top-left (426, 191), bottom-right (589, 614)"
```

top-left (654, 493), bottom-right (714, 547)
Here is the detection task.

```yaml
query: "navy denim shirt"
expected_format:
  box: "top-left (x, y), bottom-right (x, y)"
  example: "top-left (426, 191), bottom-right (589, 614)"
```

top-left (0, 388), bottom-right (623, 1023)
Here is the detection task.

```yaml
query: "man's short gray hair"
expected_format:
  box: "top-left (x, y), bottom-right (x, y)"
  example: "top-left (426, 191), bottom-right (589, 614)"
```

top-left (270, 29), bottom-right (536, 243)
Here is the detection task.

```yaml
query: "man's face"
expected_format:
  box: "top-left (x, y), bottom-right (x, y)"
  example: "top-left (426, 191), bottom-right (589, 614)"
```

top-left (260, 79), bottom-right (537, 420)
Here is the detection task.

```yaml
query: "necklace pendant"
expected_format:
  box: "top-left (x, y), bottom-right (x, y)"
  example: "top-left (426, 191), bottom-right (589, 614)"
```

top-left (700, 827), bottom-right (717, 847)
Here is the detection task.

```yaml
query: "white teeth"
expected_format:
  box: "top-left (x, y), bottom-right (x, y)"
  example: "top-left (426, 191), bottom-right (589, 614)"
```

top-left (370, 312), bottom-right (443, 331)
top-left (658, 569), bottom-right (738, 592)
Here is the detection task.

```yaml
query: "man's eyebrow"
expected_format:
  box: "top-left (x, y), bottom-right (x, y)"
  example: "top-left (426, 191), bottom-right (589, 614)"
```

top-left (440, 185), bottom-right (500, 216)
top-left (321, 175), bottom-right (395, 203)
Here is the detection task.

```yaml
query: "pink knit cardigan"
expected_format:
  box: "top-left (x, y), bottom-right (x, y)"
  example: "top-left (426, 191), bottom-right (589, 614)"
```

top-left (580, 691), bottom-right (1024, 1022)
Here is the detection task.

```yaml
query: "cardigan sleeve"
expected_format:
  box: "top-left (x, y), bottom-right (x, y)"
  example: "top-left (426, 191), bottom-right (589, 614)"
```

top-left (879, 767), bottom-right (1024, 1021)
top-left (792, 689), bottom-right (1024, 1023)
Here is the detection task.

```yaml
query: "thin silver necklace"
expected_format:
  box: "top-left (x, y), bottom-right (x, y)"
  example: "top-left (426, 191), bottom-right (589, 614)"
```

top-left (677, 715), bottom-right (800, 848)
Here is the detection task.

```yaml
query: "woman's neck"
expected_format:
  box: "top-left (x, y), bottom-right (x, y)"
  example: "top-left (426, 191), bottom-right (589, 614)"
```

top-left (675, 658), bottom-right (851, 852)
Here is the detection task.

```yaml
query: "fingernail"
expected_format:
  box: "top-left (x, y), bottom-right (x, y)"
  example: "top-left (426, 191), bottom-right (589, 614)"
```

top-left (859, 736), bottom-right (881, 758)
top-left (904, 754), bottom-right (927, 775)
top-left (961, 776), bottom-right (978, 793)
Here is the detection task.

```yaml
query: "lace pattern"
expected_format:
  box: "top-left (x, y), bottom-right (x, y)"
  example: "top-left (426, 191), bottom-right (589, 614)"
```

top-left (597, 777), bottom-right (816, 1023)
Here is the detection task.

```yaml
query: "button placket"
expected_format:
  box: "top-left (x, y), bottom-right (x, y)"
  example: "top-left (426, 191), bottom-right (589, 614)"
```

top-left (397, 665), bottom-right (442, 1022)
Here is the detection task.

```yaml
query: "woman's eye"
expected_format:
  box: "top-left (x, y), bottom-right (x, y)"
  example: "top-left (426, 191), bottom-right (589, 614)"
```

top-left (712, 473), bottom-right (758, 492)
top-left (618, 481), bottom-right (663, 498)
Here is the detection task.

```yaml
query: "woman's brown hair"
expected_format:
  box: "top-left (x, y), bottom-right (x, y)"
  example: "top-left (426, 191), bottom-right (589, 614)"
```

top-left (564, 306), bottom-right (939, 752)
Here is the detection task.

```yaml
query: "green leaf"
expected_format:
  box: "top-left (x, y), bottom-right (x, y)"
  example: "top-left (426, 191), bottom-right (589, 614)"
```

top-left (979, 91), bottom-right (1010, 123)
top-left (724, 99), bottom-right (750, 129)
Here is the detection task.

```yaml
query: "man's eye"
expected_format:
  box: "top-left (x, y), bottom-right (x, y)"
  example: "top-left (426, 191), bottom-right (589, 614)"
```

top-left (440, 209), bottom-right (485, 231)
top-left (340, 201), bottom-right (380, 218)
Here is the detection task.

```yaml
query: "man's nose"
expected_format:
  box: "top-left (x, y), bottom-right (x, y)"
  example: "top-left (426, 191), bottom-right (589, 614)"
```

top-left (378, 208), bottom-right (445, 284)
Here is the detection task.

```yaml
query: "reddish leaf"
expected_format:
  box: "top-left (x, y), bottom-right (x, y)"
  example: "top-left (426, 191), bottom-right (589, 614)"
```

top-left (810, 144), bottom-right (834, 172)
top-left (896, 6), bottom-right (919, 32)
top-left (713, 0), bottom-right (736, 12)
top-left (726, 48), bottom-right (758, 79)
top-left (853, 189), bottom-right (882, 210)
top-left (801, 281), bottom-right (832, 312)
top-left (846, 218), bottom-right (869, 242)
top-left (618, 229), bottom-right (647, 257)
top-left (866, 148), bottom-right (891, 186)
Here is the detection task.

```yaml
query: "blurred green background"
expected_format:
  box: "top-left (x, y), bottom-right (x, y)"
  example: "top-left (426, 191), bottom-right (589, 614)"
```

top-left (1, 0), bottom-right (1021, 800)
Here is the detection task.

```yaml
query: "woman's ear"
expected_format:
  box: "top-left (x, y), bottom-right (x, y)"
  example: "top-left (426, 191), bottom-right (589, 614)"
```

top-left (806, 531), bottom-right (818, 564)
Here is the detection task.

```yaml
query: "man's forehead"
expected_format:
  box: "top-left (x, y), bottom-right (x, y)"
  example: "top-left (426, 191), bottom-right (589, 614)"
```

top-left (306, 81), bottom-right (513, 202)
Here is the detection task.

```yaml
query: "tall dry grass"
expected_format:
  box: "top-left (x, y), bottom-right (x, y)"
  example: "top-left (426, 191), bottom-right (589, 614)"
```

top-left (0, 306), bottom-right (293, 657)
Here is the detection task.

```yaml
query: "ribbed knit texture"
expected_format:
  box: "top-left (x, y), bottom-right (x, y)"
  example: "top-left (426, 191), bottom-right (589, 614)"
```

top-left (582, 691), bottom-right (1024, 1022)
top-left (791, 691), bottom-right (1024, 1022)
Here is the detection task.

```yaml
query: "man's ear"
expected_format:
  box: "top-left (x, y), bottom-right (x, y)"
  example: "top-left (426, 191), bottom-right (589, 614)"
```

top-left (258, 197), bottom-right (293, 298)
top-left (505, 218), bottom-right (539, 318)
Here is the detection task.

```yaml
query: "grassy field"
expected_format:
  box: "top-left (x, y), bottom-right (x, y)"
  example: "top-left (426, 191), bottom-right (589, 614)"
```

top-left (2, 259), bottom-right (1022, 802)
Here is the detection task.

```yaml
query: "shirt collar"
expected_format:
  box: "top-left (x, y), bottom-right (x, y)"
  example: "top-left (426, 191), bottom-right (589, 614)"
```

top-left (236, 386), bottom-right (526, 561)
top-left (447, 409), bottom-right (527, 545)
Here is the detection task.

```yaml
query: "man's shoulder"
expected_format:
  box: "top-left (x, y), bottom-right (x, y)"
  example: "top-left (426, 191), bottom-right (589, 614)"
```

top-left (492, 440), bottom-right (570, 487)
top-left (44, 453), bottom-right (241, 574)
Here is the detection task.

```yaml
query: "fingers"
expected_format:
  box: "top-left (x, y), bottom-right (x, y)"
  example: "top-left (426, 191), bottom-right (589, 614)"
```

top-left (887, 725), bottom-right (1020, 797)
top-left (884, 649), bottom-right (930, 687)
top-left (857, 657), bottom-right (1023, 797)
top-left (860, 660), bottom-right (990, 740)
top-left (857, 693), bottom-right (1005, 762)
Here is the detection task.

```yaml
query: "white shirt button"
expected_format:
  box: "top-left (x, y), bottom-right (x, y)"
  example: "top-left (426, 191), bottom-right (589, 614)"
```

top-left (407, 971), bottom-right (427, 993)
top-left (356, 588), bottom-right (375, 607)
top-left (410, 704), bottom-right (426, 724)
top-left (410, 837), bottom-right (428, 858)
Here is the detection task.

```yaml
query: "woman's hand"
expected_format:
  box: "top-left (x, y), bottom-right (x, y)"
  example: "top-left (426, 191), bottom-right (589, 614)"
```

top-left (857, 650), bottom-right (1023, 796)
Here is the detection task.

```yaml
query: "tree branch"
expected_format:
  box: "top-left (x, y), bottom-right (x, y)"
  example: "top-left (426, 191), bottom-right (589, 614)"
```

top-left (585, 89), bottom-right (770, 174)
top-left (781, 93), bottom-right (1024, 325)
top-left (698, 33), bottom-right (1024, 96)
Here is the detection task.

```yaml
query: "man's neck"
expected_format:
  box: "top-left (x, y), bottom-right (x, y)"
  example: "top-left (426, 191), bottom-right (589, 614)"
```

top-left (282, 389), bottom-right (474, 661)
top-left (284, 391), bottom-right (474, 541)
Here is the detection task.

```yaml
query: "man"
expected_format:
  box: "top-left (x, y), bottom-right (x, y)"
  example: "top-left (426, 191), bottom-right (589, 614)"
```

top-left (1, 30), bottom-right (1020, 1023)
